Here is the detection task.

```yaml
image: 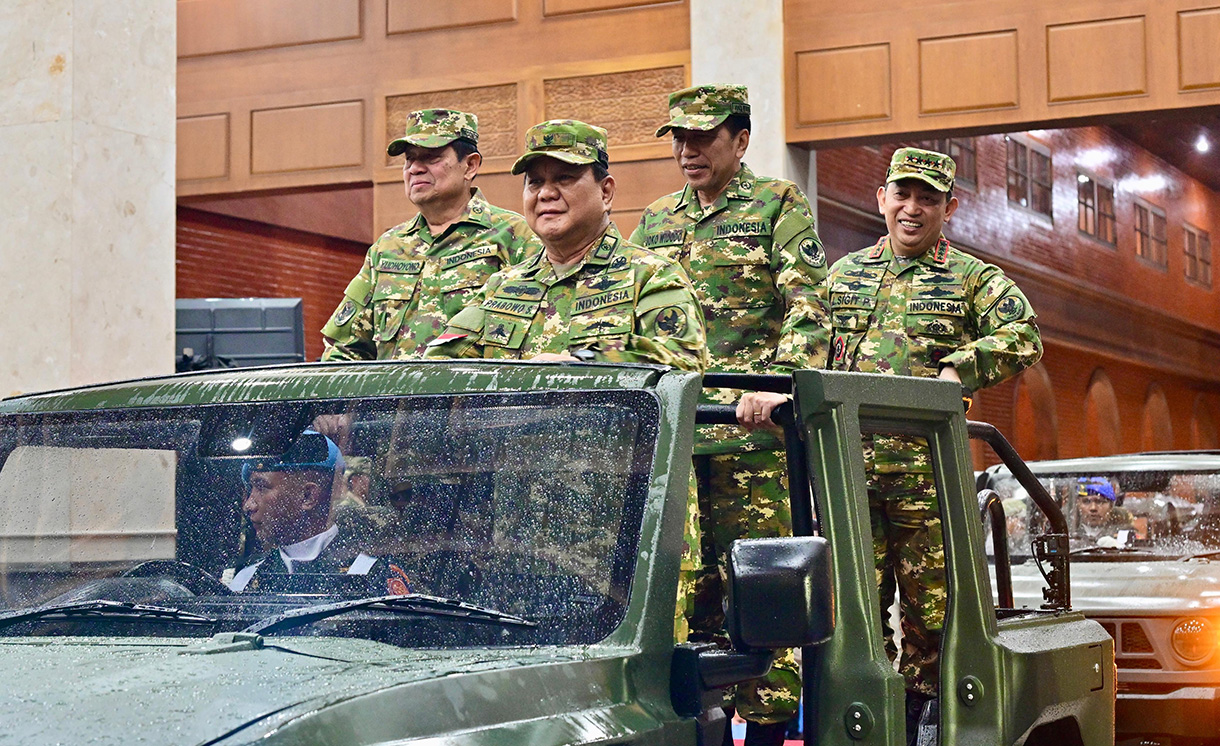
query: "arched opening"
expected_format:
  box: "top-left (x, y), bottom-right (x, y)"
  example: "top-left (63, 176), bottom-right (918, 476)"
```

top-left (1083, 369), bottom-right (1121, 456)
top-left (1140, 383), bottom-right (1173, 452)
top-left (1193, 396), bottom-right (1219, 449)
top-left (1013, 363), bottom-right (1059, 462)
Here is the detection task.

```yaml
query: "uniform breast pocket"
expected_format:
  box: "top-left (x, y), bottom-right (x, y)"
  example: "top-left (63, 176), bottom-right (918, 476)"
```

top-left (372, 275), bottom-right (421, 342)
top-left (438, 264), bottom-right (494, 317)
top-left (569, 305), bottom-right (632, 343)
top-left (709, 240), bottom-right (774, 309)
top-left (480, 313), bottom-right (528, 351)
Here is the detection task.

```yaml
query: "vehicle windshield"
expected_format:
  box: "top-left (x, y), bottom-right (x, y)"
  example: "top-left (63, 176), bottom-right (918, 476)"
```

top-left (0, 390), bottom-right (658, 646)
top-left (985, 468), bottom-right (1220, 559)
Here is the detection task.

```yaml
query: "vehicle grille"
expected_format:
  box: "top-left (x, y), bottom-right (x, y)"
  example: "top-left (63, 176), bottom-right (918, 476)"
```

top-left (1121, 622), bottom-right (1155, 654)
top-left (1115, 658), bottom-right (1162, 669)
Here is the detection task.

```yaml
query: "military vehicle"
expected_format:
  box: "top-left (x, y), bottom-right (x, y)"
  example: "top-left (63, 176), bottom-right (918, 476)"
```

top-left (980, 453), bottom-right (1220, 746)
top-left (0, 361), bottom-right (1112, 744)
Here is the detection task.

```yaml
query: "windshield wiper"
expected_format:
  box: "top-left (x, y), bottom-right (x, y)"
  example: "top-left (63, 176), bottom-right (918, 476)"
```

top-left (1180, 550), bottom-right (1220, 561)
top-left (1068, 546), bottom-right (1142, 556)
top-left (243, 594), bottom-right (537, 636)
top-left (0, 599), bottom-right (217, 632)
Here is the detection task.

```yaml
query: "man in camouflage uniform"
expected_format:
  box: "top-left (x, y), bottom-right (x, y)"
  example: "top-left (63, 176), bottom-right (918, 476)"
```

top-left (321, 109), bottom-right (540, 360)
top-left (425, 119), bottom-right (707, 372)
top-left (631, 84), bottom-right (828, 744)
top-left (825, 147), bottom-right (1042, 736)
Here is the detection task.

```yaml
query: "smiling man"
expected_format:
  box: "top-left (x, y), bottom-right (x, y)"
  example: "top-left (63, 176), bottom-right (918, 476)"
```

top-left (424, 119), bottom-right (707, 371)
top-left (321, 109), bottom-right (540, 361)
top-left (826, 147), bottom-right (1042, 739)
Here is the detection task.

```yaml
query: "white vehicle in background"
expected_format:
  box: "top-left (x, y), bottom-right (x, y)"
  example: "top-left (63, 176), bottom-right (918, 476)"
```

top-left (978, 453), bottom-right (1220, 746)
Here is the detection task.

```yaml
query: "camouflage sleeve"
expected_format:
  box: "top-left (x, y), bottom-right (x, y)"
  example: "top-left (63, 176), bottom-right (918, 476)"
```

top-left (600, 261), bottom-right (708, 372)
top-left (627, 215), bottom-right (648, 247)
top-left (320, 253), bottom-right (377, 361)
top-left (421, 274), bottom-right (498, 360)
top-left (939, 265), bottom-right (1043, 390)
top-left (770, 186), bottom-right (831, 371)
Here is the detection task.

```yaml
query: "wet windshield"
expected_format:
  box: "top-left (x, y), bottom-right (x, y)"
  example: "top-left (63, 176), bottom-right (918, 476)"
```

top-left (985, 468), bottom-right (1220, 558)
top-left (0, 390), bottom-right (658, 645)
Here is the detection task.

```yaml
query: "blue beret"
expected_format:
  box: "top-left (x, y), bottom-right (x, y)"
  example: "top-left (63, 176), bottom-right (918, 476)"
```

top-left (241, 430), bottom-right (344, 485)
top-left (1077, 477), bottom-right (1115, 502)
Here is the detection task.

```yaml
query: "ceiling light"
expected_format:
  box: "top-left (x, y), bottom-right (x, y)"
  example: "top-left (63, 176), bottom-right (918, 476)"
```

top-left (1196, 134), bottom-right (1211, 153)
top-left (1077, 173), bottom-right (1090, 183)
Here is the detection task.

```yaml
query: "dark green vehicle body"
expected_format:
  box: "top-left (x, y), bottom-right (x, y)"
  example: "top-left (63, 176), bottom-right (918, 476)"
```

top-left (0, 362), bottom-right (1113, 745)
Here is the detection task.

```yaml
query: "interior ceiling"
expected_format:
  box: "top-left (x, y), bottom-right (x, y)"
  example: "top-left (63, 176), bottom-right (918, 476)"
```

top-left (1111, 107), bottom-right (1220, 193)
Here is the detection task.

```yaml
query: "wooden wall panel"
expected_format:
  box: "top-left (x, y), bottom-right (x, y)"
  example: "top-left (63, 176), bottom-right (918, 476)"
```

top-left (1047, 17), bottom-right (1147, 103)
top-left (1179, 7), bottom-right (1220, 91)
top-left (385, 85), bottom-right (520, 166)
top-left (543, 0), bottom-right (676, 16)
top-left (919, 31), bottom-right (1019, 114)
top-left (177, 114), bottom-right (229, 181)
top-left (542, 66), bottom-right (685, 147)
top-left (794, 44), bottom-right (891, 126)
top-left (250, 101), bottom-right (365, 174)
top-left (386, 0), bottom-right (517, 35)
top-left (178, 0), bottom-right (361, 58)
top-left (785, 0), bottom-right (1220, 144)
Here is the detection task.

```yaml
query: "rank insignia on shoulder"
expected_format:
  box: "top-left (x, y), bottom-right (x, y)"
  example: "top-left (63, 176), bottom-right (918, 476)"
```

top-left (994, 295), bottom-right (1026, 322)
top-left (867, 238), bottom-right (887, 260)
top-left (427, 332), bottom-right (469, 346)
top-left (799, 237), bottom-right (825, 267)
top-left (655, 306), bottom-right (687, 337)
top-left (333, 299), bottom-right (358, 326)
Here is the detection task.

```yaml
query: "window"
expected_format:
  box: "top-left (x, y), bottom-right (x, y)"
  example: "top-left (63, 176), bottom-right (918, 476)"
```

top-left (1185, 224), bottom-right (1212, 287)
top-left (1006, 137), bottom-right (1052, 218)
top-left (1076, 173), bottom-right (1116, 245)
top-left (919, 137), bottom-right (977, 189)
top-left (1134, 201), bottom-right (1168, 268)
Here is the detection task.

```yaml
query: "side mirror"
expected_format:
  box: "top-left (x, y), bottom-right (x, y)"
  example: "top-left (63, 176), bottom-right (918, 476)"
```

top-left (725, 536), bottom-right (834, 650)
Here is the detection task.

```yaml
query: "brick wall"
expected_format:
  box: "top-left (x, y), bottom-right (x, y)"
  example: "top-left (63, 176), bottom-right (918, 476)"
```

top-left (176, 207), bottom-right (367, 362)
top-left (818, 127), bottom-right (1220, 464)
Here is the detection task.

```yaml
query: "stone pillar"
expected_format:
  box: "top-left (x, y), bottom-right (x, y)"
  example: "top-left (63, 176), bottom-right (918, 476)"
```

top-left (1, 1), bottom-right (176, 397)
top-left (689, 0), bottom-right (816, 203)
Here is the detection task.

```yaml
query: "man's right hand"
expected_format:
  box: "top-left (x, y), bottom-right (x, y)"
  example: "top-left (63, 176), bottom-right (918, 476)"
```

top-left (736, 392), bottom-right (789, 434)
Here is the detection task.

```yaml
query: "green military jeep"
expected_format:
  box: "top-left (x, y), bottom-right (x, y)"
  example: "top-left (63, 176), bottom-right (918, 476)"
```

top-left (0, 361), bottom-right (1112, 745)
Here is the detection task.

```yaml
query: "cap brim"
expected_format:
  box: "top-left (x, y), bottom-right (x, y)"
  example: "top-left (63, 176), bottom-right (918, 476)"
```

top-left (886, 171), bottom-right (952, 192)
top-left (386, 135), bottom-right (461, 156)
top-left (510, 150), bottom-right (599, 175)
top-left (654, 113), bottom-right (731, 138)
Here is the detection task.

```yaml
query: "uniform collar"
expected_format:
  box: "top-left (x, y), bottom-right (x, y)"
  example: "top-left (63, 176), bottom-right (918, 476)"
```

top-left (863, 235), bottom-right (952, 268)
top-left (521, 223), bottom-right (624, 284)
top-left (677, 162), bottom-right (755, 216)
top-left (402, 187), bottom-right (494, 239)
top-left (278, 524), bottom-right (339, 573)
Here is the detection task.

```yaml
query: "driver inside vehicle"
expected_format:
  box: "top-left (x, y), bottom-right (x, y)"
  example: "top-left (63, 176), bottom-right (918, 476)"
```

top-left (1074, 477), bottom-right (1134, 546)
top-left (225, 430), bottom-right (414, 595)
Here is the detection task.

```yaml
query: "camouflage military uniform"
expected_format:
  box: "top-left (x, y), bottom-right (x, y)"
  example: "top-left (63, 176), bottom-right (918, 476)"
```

top-left (828, 159), bottom-right (1042, 696)
top-left (321, 108), bottom-right (540, 361)
top-left (633, 84), bottom-right (829, 726)
top-left (321, 189), bottom-right (538, 360)
top-left (424, 224), bottom-right (707, 372)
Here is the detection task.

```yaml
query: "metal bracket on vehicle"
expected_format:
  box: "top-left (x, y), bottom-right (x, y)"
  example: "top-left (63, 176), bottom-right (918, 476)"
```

top-left (1032, 533), bottom-right (1070, 610)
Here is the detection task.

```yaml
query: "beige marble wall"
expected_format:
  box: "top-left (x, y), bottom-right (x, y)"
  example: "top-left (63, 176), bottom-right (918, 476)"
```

top-left (689, 0), bottom-right (816, 199)
top-left (1, 0), bottom-right (176, 397)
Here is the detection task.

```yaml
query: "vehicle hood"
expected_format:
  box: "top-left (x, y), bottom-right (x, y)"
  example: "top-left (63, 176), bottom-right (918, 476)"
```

top-left (1010, 557), bottom-right (1220, 613)
top-left (0, 634), bottom-right (610, 745)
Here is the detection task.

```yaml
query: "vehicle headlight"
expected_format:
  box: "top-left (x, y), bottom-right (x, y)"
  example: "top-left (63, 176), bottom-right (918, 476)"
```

top-left (1170, 617), bottom-right (1217, 665)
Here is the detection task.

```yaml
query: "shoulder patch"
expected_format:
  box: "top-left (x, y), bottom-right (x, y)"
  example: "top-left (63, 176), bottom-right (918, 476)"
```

top-left (593, 233), bottom-right (618, 261)
top-left (799, 237), bottom-right (825, 268)
top-left (993, 294), bottom-right (1027, 323)
top-left (655, 306), bottom-right (687, 337)
top-left (332, 298), bottom-right (357, 327)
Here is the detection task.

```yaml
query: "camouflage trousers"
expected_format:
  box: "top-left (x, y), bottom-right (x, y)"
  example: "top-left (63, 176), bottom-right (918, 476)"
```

top-left (683, 449), bottom-right (801, 725)
top-left (867, 455), bottom-right (945, 697)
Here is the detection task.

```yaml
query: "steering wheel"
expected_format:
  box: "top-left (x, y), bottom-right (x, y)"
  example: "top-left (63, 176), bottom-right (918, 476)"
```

top-left (122, 560), bottom-right (234, 596)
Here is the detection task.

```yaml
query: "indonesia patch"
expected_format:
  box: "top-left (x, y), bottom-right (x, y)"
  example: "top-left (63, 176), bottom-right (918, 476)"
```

top-left (427, 332), bottom-right (468, 346)
top-left (799, 237), bottom-right (825, 267)
top-left (994, 295), bottom-right (1026, 323)
top-left (333, 299), bottom-right (357, 326)
top-left (655, 306), bottom-right (687, 337)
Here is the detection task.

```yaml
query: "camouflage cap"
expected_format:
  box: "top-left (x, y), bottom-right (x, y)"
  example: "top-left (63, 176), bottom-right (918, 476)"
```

top-left (387, 108), bottom-right (479, 156)
top-left (655, 84), bottom-right (750, 137)
top-left (510, 119), bottom-right (609, 175)
top-left (886, 147), bottom-right (956, 192)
